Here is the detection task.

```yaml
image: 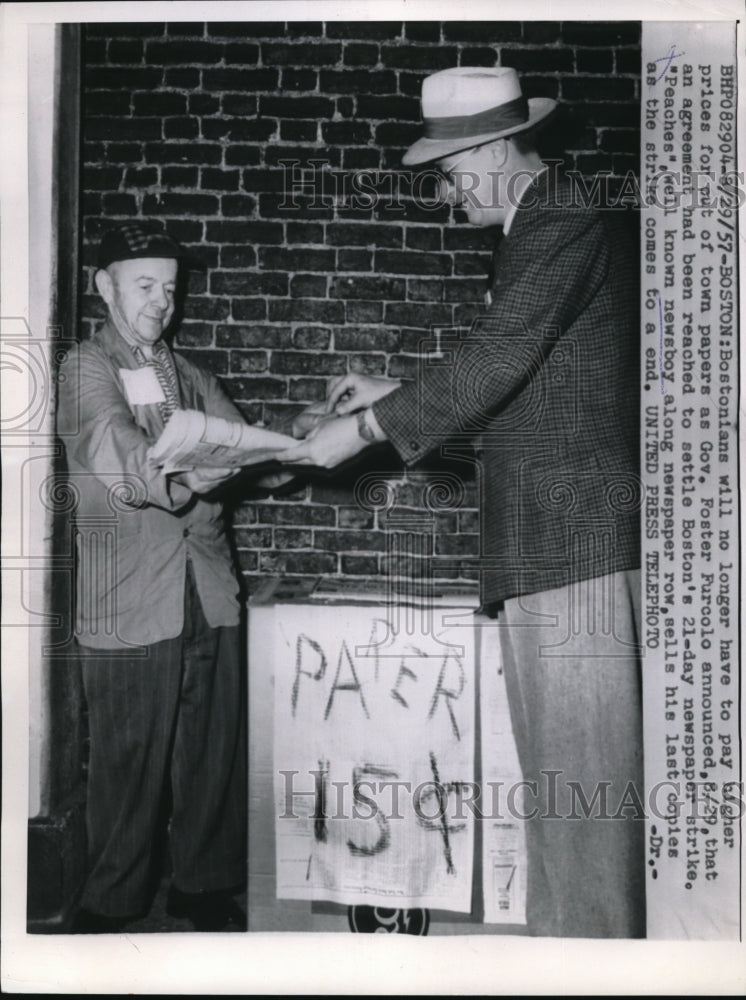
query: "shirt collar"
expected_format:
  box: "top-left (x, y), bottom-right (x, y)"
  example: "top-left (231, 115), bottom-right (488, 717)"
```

top-left (503, 165), bottom-right (549, 236)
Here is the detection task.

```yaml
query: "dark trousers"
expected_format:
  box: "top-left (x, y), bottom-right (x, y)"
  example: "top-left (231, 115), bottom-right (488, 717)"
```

top-left (78, 563), bottom-right (246, 918)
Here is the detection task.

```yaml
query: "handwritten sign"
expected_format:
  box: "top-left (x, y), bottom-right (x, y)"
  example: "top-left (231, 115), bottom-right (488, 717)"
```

top-left (273, 601), bottom-right (476, 912)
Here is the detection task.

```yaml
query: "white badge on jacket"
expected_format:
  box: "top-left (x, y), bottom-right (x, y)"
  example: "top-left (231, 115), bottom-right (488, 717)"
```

top-left (119, 367), bottom-right (167, 407)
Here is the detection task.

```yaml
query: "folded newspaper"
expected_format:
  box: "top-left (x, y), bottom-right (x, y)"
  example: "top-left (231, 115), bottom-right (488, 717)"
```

top-left (148, 409), bottom-right (296, 474)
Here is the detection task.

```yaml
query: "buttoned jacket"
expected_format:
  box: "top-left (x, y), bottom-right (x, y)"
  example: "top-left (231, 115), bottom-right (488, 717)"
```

top-left (373, 171), bottom-right (640, 605)
top-left (57, 320), bottom-right (243, 649)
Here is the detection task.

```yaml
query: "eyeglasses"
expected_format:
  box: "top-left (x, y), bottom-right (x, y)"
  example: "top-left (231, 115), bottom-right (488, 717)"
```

top-left (435, 146), bottom-right (480, 206)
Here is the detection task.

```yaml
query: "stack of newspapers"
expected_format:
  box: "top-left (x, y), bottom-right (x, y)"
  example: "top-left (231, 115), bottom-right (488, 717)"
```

top-left (148, 409), bottom-right (295, 474)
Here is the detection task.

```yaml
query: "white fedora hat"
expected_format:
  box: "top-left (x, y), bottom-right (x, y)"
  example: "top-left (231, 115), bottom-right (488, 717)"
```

top-left (403, 66), bottom-right (557, 166)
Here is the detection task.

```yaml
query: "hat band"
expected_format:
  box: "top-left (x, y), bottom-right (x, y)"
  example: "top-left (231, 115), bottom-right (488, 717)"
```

top-left (423, 96), bottom-right (528, 140)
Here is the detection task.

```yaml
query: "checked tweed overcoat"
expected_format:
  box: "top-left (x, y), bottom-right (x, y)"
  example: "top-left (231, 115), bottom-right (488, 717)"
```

top-left (373, 170), bottom-right (641, 606)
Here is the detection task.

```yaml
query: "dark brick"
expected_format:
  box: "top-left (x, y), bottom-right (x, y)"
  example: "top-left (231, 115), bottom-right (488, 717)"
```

top-left (86, 22), bottom-right (166, 37)
top-left (343, 148), bottom-right (381, 170)
top-left (599, 129), bottom-right (638, 154)
top-left (176, 322), bottom-right (213, 347)
top-left (166, 22), bottom-right (205, 36)
top-left (211, 271), bottom-right (288, 296)
top-left (83, 164), bottom-right (125, 190)
top-left (319, 69), bottom-right (397, 94)
top-left (207, 220), bottom-right (279, 243)
top-left (500, 47), bottom-right (574, 72)
top-left (161, 165), bottom-right (199, 187)
top-left (174, 348), bottom-right (228, 375)
top-left (164, 68), bottom-right (201, 88)
top-left (340, 505), bottom-right (377, 531)
top-left (459, 47), bottom-right (499, 68)
top-left (344, 43), bottom-right (380, 66)
top-left (280, 120), bottom-right (319, 142)
top-left (326, 22), bottom-right (403, 40)
top-left (435, 533), bottom-right (479, 555)
top-left (142, 192), bottom-right (219, 216)
top-left (241, 168), bottom-right (287, 193)
top-left (182, 296), bottom-right (230, 321)
top-left (561, 22), bottom-right (640, 47)
top-left (206, 21), bottom-right (285, 37)
top-left (124, 166), bottom-right (158, 187)
top-left (616, 48), bottom-right (642, 75)
top-left (158, 218), bottom-right (204, 243)
top-left (220, 94), bottom-right (258, 117)
top-left (270, 352), bottom-right (346, 376)
top-left (144, 142), bottom-right (222, 164)
top-left (82, 37), bottom-right (107, 61)
top-left (146, 39), bottom-right (224, 63)
top-left (85, 90), bottom-right (132, 115)
top-left (258, 193), bottom-right (334, 220)
top-left (217, 246), bottom-right (256, 268)
top-left (257, 503), bottom-right (335, 526)
top-left (444, 277), bottom-right (487, 303)
top-left (337, 97), bottom-right (354, 118)
top-left (326, 222), bottom-right (403, 248)
top-left (205, 68), bottom-right (279, 91)
top-left (237, 551), bottom-right (259, 572)
top-left (562, 76), bottom-right (636, 102)
top-left (266, 146), bottom-right (341, 168)
top-left (259, 551), bottom-right (337, 575)
top-left (583, 103), bottom-right (640, 128)
top-left (286, 222), bottom-right (325, 243)
top-left (132, 91), bottom-right (186, 115)
top-left (222, 42), bottom-right (261, 63)
top-left (260, 247), bottom-right (335, 271)
top-left (575, 49), bottom-right (615, 74)
top-left (337, 250), bottom-right (373, 271)
top-left (293, 327), bottom-right (331, 350)
top-left (225, 145), bottom-right (265, 167)
top-left (216, 324), bottom-right (292, 349)
top-left (86, 118), bottom-right (162, 141)
top-left (235, 527), bottom-right (273, 548)
top-left (281, 67), bottom-right (319, 91)
top-left (315, 530), bottom-right (386, 552)
top-left (388, 355), bottom-right (419, 379)
top-left (189, 93), bottom-right (220, 115)
top-left (330, 275), bottom-right (405, 300)
top-left (407, 278), bottom-right (443, 302)
top-left (334, 327), bottom-right (401, 352)
top-left (200, 167), bottom-right (241, 191)
top-left (521, 22), bottom-right (562, 44)
top-left (220, 195), bottom-right (258, 217)
top-left (349, 354), bottom-right (386, 376)
top-left (231, 299), bottom-right (269, 321)
top-left (274, 528), bottom-right (313, 549)
top-left (164, 118), bottom-right (200, 140)
top-left (356, 94), bottom-right (420, 120)
top-left (404, 22), bottom-right (442, 43)
top-left (518, 76), bottom-right (560, 100)
top-left (261, 41), bottom-right (342, 64)
top-left (442, 21), bottom-right (522, 43)
top-left (84, 65), bottom-right (164, 90)
top-left (288, 377), bottom-right (327, 402)
top-left (225, 376), bottom-right (287, 400)
top-left (321, 121), bottom-right (372, 145)
top-left (341, 555), bottom-right (379, 575)
top-left (229, 351), bottom-right (269, 374)
top-left (259, 95), bottom-right (335, 118)
top-left (384, 302), bottom-right (452, 326)
top-left (406, 227), bottom-right (442, 251)
top-left (345, 301), bottom-right (383, 323)
top-left (290, 274), bottom-right (328, 297)
top-left (102, 193), bottom-right (138, 214)
top-left (286, 22), bottom-right (324, 37)
top-left (269, 299), bottom-right (345, 323)
top-left (377, 250), bottom-right (452, 276)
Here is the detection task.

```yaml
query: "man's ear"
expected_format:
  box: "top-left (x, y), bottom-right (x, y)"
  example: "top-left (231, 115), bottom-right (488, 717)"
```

top-left (488, 138), bottom-right (508, 165)
top-left (94, 267), bottom-right (113, 305)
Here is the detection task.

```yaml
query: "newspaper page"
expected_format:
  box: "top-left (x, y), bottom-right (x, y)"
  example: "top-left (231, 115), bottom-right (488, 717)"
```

top-left (273, 601), bottom-right (476, 912)
top-left (641, 21), bottom-right (740, 939)
top-left (148, 408), bottom-right (296, 472)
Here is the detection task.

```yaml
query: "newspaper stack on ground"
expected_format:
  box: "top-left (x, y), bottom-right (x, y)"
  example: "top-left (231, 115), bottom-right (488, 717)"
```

top-left (149, 408), bottom-right (296, 474)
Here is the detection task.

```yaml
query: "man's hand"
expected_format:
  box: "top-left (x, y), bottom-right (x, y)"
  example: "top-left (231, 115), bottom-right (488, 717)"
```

top-left (326, 373), bottom-right (401, 415)
top-left (275, 414), bottom-right (368, 468)
top-left (292, 401), bottom-right (330, 438)
top-left (176, 466), bottom-right (240, 494)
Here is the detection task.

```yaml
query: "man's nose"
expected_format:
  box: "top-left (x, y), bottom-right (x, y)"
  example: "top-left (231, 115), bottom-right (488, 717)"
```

top-left (151, 285), bottom-right (169, 311)
top-left (438, 177), bottom-right (460, 207)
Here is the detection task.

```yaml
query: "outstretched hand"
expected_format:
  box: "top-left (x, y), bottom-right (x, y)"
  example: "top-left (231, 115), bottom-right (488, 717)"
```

top-left (275, 413), bottom-right (368, 468)
top-left (326, 373), bottom-right (401, 415)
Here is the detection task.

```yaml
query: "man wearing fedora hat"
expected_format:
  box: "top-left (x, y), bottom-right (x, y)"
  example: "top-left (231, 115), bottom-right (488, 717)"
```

top-left (57, 222), bottom-right (250, 932)
top-left (281, 67), bottom-right (643, 938)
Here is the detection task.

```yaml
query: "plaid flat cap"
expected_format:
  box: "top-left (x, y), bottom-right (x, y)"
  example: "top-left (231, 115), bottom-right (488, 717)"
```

top-left (97, 222), bottom-right (195, 270)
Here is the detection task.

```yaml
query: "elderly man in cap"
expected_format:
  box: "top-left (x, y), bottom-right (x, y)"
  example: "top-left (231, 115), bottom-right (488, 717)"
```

top-left (57, 223), bottom-right (248, 932)
top-left (282, 68), bottom-right (644, 938)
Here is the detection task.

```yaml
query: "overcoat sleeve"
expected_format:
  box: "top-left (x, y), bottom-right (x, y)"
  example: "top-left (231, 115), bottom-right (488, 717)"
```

top-left (373, 209), bottom-right (610, 464)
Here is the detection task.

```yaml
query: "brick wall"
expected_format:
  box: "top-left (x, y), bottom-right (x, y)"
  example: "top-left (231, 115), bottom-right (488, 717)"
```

top-left (80, 19), bottom-right (641, 594)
